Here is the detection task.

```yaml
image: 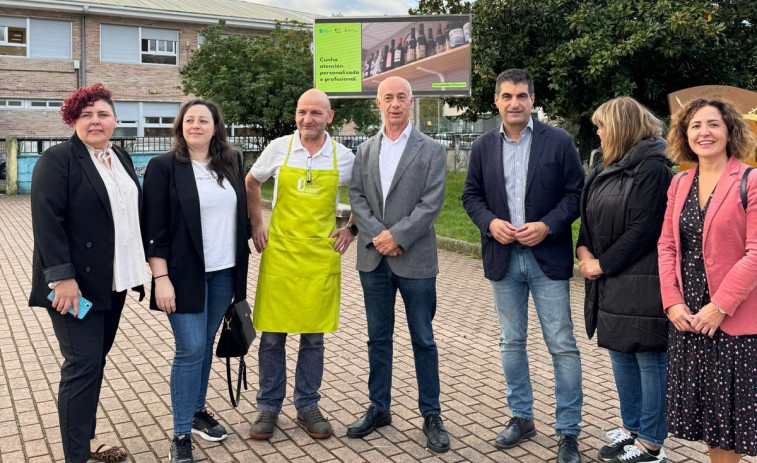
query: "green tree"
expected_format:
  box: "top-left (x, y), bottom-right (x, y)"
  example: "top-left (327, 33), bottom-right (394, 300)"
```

top-left (411, 0), bottom-right (757, 158)
top-left (180, 21), bottom-right (379, 146)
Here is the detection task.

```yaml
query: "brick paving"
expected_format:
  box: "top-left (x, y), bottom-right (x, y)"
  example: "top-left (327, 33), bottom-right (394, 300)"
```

top-left (0, 195), bottom-right (752, 463)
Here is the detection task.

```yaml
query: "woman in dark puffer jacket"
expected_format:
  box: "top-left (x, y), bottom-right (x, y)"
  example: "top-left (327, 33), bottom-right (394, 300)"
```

top-left (576, 97), bottom-right (673, 463)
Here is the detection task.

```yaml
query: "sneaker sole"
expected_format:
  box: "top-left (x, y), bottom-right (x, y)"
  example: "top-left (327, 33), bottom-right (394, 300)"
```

top-left (493, 429), bottom-right (537, 450)
top-left (346, 416), bottom-right (392, 438)
top-left (168, 448), bottom-right (194, 463)
top-left (296, 418), bottom-right (334, 439)
top-left (191, 428), bottom-right (227, 442)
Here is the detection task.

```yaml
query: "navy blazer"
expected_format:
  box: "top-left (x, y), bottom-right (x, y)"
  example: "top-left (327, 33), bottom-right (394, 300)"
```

top-left (141, 152), bottom-right (249, 313)
top-left (29, 133), bottom-right (144, 311)
top-left (462, 118), bottom-right (584, 281)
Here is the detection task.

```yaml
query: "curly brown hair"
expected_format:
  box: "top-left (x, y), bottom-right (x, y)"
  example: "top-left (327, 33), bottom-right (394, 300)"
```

top-left (60, 83), bottom-right (115, 126)
top-left (667, 98), bottom-right (756, 163)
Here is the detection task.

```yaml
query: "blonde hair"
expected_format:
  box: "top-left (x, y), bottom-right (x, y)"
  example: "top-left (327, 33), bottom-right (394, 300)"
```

top-left (592, 97), bottom-right (663, 166)
top-left (667, 98), bottom-right (757, 163)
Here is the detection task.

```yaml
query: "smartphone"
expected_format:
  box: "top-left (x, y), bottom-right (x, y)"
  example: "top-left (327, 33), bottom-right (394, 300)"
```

top-left (47, 290), bottom-right (93, 319)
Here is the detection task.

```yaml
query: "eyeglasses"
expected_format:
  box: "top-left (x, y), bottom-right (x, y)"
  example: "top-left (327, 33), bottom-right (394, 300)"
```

top-left (305, 156), bottom-right (312, 183)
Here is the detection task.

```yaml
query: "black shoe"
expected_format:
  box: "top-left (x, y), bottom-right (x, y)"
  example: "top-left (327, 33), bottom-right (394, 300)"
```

top-left (557, 434), bottom-right (582, 463)
top-left (192, 409), bottom-right (228, 442)
top-left (493, 417), bottom-right (537, 449)
top-left (168, 434), bottom-right (194, 463)
top-left (346, 405), bottom-right (392, 438)
top-left (423, 414), bottom-right (450, 453)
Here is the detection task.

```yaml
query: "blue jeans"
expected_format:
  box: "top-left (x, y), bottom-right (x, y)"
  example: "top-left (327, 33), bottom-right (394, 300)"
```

top-left (359, 257), bottom-right (441, 417)
top-left (490, 247), bottom-right (583, 436)
top-left (256, 332), bottom-right (324, 413)
top-left (168, 268), bottom-right (234, 435)
top-left (609, 350), bottom-right (668, 446)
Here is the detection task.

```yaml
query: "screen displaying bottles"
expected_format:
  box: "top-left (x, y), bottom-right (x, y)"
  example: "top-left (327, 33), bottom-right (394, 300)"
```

top-left (359, 17), bottom-right (472, 79)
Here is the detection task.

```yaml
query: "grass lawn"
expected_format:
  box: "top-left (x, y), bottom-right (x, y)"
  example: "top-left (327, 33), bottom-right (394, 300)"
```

top-left (261, 173), bottom-right (581, 248)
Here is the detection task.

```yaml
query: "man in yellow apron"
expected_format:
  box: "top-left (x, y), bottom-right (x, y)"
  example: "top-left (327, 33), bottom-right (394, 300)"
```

top-left (244, 89), bottom-right (356, 440)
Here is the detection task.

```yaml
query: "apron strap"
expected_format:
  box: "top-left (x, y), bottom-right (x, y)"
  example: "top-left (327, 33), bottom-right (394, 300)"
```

top-left (331, 140), bottom-right (337, 169)
top-left (282, 135), bottom-right (295, 167)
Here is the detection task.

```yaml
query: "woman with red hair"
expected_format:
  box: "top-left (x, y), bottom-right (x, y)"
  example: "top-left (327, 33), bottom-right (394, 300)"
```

top-left (29, 83), bottom-right (147, 463)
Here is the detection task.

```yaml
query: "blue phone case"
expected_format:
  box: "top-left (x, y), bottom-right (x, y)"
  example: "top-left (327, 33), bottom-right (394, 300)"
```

top-left (47, 290), bottom-right (92, 319)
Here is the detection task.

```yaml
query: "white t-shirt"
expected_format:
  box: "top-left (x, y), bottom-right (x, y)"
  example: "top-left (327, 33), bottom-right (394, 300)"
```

top-left (378, 123), bottom-right (413, 208)
top-left (250, 131), bottom-right (355, 209)
top-left (192, 160), bottom-right (237, 272)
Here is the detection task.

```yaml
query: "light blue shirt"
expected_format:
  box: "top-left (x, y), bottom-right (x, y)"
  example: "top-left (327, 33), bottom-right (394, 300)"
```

top-left (500, 118), bottom-right (533, 228)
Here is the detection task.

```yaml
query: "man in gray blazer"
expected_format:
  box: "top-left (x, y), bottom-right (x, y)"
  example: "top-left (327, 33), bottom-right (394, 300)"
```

top-left (347, 76), bottom-right (449, 453)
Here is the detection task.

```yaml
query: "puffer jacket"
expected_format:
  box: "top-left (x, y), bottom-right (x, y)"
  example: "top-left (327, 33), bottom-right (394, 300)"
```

top-left (578, 137), bottom-right (672, 353)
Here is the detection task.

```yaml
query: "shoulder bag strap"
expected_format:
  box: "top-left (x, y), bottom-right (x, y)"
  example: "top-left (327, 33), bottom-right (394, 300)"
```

top-left (741, 167), bottom-right (754, 211)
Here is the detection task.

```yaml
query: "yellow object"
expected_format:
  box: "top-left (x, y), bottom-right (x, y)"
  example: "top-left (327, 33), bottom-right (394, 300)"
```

top-left (253, 136), bottom-right (342, 333)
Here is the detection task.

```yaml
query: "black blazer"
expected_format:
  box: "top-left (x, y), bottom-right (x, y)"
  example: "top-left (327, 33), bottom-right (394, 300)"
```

top-left (462, 118), bottom-right (584, 281)
top-left (29, 133), bottom-right (143, 311)
top-left (141, 152), bottom-right (249, 313)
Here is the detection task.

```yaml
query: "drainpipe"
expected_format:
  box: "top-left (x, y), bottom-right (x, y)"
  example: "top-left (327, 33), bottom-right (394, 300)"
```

top-left (80, 6), bottom-right (88, 87)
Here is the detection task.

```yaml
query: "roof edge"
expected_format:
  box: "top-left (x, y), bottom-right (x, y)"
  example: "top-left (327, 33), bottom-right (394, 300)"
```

top-left (1, 0), bottom-right (315, 30)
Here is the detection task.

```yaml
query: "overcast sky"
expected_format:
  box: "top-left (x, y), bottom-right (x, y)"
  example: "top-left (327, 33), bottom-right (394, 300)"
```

top-left (246, 0), bottom-right (418, 17)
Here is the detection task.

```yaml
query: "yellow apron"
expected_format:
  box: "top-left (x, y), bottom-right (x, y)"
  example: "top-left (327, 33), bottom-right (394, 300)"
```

top-left (253, 136), bottom-right (341, 333)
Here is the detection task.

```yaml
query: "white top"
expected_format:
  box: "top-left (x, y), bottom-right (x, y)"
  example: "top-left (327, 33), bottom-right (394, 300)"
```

top-left (191, 160), bottom-right (237, 272)
top-left (86, 144), bottom-right (148, 292)
top-left (379, 123), bottom-right (413, 208)
top-left (250, 131), bottom-right (354, 209)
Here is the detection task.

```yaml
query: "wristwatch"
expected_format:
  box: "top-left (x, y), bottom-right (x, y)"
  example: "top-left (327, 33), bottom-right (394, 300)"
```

top-left (346, 223), bottom-right (358, 236)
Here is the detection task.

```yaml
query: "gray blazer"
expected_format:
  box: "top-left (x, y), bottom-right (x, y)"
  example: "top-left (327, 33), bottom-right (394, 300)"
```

top-left (349, 127), bottom-right (446, 279)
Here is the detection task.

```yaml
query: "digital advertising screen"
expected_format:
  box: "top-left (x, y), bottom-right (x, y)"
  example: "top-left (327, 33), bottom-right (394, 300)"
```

top-left (313, 15), bottom-right (472, 98)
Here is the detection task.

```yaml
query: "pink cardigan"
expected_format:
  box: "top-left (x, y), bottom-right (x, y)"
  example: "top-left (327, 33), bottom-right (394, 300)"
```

top-left (658, 156), bottom-right (757, 336)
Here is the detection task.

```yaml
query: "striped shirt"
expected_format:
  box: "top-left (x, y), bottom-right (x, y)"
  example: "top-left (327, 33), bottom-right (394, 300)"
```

top-left (500, 118), bottom-right (534, 228)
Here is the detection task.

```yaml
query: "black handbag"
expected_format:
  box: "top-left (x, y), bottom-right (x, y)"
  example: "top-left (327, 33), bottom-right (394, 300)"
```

top-left (215, 299), bottom-right (256, 407)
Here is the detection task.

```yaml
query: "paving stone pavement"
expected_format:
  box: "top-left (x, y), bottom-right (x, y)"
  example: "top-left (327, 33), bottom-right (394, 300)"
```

top-left (1, 195), bottom-right (753, 463)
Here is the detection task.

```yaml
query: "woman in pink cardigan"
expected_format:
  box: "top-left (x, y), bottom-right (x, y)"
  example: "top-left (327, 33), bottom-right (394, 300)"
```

top-left (658, 98), bottom-right (757, 462)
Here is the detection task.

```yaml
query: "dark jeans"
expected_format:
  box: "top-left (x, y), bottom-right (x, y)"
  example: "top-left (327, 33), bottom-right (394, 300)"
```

top-left (256, 332), bottom-right (325, 413)
top-left (359, 257), bottom-right (441, 417)
top-left (47, 290), bottom-right (126, 463)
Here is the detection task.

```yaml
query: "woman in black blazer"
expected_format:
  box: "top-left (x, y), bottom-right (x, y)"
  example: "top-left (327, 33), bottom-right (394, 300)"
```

top-left (29, 83), bottom-right (147, 463)
top-left (141, 99), bottom-right (249, 463)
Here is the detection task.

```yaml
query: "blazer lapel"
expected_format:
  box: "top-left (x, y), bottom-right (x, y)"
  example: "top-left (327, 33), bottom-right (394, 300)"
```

top-left (173, 157), bottom-right (205, 261)
top-left (703, 156), bottom-right (741, 241)
top-left (525, 120), bottom-right (546, 198)
top-left (73, 134), bottom-right (113, 223)
top-left (387, 129), bottom-right (421, 198)
top-left (367, 136), bottom-right (384, 219)
top-left (490, 132), bottom-right (508, 207)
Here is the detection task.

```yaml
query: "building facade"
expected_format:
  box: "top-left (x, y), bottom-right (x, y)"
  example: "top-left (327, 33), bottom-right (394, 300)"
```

top-left (0, 0), bottom-right (316, 138)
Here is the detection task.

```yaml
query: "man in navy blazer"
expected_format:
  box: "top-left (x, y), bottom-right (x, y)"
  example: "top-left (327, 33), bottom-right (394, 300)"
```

top-left (462, 69), bottom-right (584, 463)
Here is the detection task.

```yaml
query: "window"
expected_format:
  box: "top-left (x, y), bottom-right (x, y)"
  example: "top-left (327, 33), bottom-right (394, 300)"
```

top-left (143, 116), bottom-right (174, 136)
top-left (29, 100), bottom-right (63, 109)
top-left (0, 17), bottom-right (28, 57)
top-left (0, 99), bottom-right (62, 110)
top-left (143, 103), bottom-right (179, 137)
top-left (0, 100), bottom-right (24, 109)
top-left (101, 25), bottom-right (177, 65)
top-left (0, 17), bottom-right (72, 59)
top-left (141, 38), bottom-right (176, 64)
